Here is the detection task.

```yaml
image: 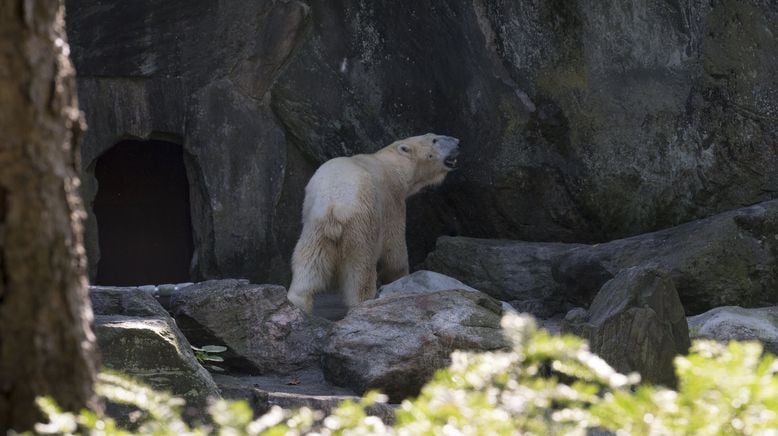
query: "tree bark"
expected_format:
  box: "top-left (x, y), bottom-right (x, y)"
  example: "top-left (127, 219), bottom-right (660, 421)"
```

top-left (0, 0), bottom-right (98, 432)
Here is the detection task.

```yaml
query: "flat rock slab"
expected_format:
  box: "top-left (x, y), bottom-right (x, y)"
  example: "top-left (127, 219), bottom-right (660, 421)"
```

top-left (91, 286), bottom-right (172, 317)
top-left (426, 199), bottom-right (778, 316)
top-left (688, 306), bottom-right (778, 355)
top-left (170, 280), bottom-right (330, 374)
top-left (322, 289), bottom-right (507, 402)
top-left (214, 369), bottom-right (396, 424)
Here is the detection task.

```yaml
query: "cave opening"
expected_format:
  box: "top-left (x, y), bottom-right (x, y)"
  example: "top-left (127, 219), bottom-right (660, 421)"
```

top-left (93, 139), bottom-right (194, 286)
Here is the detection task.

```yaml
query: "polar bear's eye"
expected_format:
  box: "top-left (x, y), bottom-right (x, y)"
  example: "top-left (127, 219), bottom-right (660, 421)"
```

top-left (399, 144), bottom-right (410, 154)
top-left (428, 153), bottom-right (434, 159)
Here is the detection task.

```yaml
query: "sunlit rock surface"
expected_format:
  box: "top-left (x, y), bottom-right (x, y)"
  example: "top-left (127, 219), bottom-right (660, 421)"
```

top-left (688, 306), bottom-right (778, 355)
top-left (91, 287), bottom-right (220, 422)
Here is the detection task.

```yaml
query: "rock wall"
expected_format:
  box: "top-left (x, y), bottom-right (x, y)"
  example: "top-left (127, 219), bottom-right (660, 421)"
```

top-left (66, 0), bottom-right (778, 284)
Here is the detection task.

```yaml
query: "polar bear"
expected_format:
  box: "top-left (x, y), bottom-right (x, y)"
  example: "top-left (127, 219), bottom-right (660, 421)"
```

top-left (287, 133), bottom-right (460, 314)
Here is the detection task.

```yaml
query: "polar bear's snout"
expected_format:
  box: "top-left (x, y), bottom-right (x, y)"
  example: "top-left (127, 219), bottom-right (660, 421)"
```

top-left (435, 135), bottom-right (460, 169)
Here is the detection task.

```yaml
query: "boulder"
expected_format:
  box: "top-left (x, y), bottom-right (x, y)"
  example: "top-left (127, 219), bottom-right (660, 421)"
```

top-left (378, 270), bottom-right (479, 298)
top-left (688, 306), bottom-right (778, 355)
top-left (426, 200), bottom-right (778, 316)
top-left (322, 289), bottom-right (507, 402)
top-left (561, 267), bottom-right (690, 386)
top-left (424, 239), bottom-right (591, 317)
top-left (90, 287), bottom-right (220, 420)
top-left (169, 280), bottom-right (330, 374)
top-left (379, 270), bottom-right (515, 314)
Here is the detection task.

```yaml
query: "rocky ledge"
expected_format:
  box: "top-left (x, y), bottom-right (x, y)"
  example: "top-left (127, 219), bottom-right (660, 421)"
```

top-left (90, 199), bottom-right (778, 422)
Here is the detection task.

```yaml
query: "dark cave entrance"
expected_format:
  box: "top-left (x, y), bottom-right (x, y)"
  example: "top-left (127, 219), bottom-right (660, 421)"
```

top-left (93, 139), bottom-right (194, 286)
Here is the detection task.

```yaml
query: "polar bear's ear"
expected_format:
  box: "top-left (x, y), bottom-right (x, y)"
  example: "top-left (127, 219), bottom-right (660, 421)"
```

top-left (398, 143), bottom-right (411, 155)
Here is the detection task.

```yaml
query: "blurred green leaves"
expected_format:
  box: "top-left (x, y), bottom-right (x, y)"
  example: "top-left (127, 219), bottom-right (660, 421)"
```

top-left (31, 313), bottom-right (778, 435)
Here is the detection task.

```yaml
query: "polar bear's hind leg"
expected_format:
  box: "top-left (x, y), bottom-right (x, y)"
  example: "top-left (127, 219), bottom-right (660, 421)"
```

top-left (287, 224), bottom-right (337, 314)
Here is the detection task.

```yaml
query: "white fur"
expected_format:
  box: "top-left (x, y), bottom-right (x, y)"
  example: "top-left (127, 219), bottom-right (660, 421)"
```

top-left (287, 134), bottom-right (457, 314)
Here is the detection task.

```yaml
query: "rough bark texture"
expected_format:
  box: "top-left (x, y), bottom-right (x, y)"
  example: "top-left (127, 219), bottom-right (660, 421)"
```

top-left (0, 0), bottom-right (98, 431)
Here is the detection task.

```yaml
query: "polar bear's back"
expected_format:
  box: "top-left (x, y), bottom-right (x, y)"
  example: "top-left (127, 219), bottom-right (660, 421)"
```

top-left (302, 156), bottom-right (381, 226)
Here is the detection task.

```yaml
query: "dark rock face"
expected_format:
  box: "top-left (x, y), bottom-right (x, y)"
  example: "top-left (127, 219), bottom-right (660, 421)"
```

top-left (169, 280), bottom-right (330, 374)
top-left (426, 199), bottom-right (778, 316)
top-left (66, 0), bottom-right (778, 284)
top-left (66, 0), bottom-right (308, 285)
top-left (425, 239), bottom-right (592, 317)
top-left (321, 289), bottom-right (507, 402)
top-left (561, 267), bottom-right (690, 386)
top-left (90, 288), bottom-right (220, 420)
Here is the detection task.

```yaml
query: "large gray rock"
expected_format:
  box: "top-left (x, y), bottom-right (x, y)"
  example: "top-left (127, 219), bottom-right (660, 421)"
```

top-left (322, 289), bottom-right (507, 402)
top-left (561, 267), bottom-right (690, 386)
top-left (169, 280), bottom-right (330, 374)
top-left (90, 287), bottom-right (220, 420)
top-left (688, 306), bottom-right (778, 355)
top-left (426, 199), bottom-right (778, 316)
top-left (66, 0), bottom-right (778, 285)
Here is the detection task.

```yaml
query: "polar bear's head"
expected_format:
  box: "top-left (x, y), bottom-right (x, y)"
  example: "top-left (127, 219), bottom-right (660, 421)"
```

top-left (389, 133), bottom-right (460, 195)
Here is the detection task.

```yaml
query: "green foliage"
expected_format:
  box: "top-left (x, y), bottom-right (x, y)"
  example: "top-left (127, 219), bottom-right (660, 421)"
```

top-left (192, 345), bottom-right (227, 372)
top-left (591, 340), bottom-right (778, 435)
top-left (30, 314), bottom-right (778, 435)
top-left (392, 314), bottom-right (638, 436)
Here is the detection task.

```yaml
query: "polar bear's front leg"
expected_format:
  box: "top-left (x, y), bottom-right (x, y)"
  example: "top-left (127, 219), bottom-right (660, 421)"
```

top-left (338, 260), bottom-right (377, 309)
top-left (378, 238), bottom-right (409, 285)
top-left (337, 229), bottom-right (379, 308)
top-left (287, 281), bottom-right (314, 314)
top-left (378, 211), bottom-right (409, 284)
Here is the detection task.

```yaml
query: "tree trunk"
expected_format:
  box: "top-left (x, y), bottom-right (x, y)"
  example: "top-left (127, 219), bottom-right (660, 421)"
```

top-left (0, 0), bottom-right (98, 432)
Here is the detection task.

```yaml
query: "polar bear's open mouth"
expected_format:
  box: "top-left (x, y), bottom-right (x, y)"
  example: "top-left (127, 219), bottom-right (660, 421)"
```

top-left (444, 150), bottom-right (459, 169)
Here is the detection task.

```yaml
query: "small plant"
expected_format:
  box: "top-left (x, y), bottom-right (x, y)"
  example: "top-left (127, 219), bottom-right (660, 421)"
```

top-left (191, 345), bottom-right (227, 372)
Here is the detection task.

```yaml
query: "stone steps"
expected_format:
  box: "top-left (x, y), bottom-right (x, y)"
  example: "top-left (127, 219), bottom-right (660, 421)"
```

top-left (213, 369), bottom-right (396, 423)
